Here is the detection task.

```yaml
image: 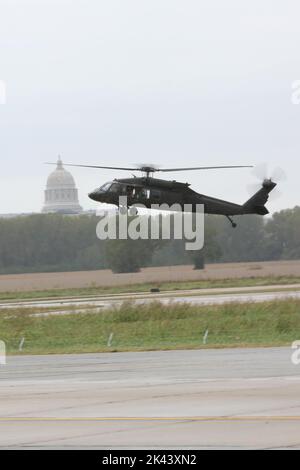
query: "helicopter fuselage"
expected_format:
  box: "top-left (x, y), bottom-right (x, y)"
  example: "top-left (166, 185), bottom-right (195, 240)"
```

top-left (88, 176), bottom-right (275, 217)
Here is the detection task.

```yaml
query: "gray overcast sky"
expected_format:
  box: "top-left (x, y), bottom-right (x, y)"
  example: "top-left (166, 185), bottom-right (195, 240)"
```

top-left (0, 0), bottom-right (299, 214)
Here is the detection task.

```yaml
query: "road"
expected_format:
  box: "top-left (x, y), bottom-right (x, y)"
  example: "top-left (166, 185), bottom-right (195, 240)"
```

top-left (1, 284), bottom-right (300, 316)
top-left (1, 347), bottom-right (300, 449)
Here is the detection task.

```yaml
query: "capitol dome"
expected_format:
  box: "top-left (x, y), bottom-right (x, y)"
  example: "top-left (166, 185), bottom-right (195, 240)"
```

top-left (42, 157), bottom-right (82, 214)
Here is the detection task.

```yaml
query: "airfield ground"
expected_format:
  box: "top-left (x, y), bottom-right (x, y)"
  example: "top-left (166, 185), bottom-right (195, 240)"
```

top-left (0, 259), bottom-right (299, 355)
top-left (1, 260), bottom-right (300, 448)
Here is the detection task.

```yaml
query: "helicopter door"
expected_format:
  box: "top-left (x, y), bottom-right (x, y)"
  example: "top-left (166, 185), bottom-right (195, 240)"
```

top-left (125, 186), bottom-right (135, 197)
top-left (133, 188), bottom-right (148, 201)
top-left (151, 189), bottom-right (161, 201)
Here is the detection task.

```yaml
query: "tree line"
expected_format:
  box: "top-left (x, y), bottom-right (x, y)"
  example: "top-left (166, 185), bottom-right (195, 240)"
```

top-left (0, 206), bottom-right (299, 274)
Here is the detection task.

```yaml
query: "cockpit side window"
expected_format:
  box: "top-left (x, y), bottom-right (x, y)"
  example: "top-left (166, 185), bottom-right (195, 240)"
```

top-left (110, 183), bottom-right (120, 193)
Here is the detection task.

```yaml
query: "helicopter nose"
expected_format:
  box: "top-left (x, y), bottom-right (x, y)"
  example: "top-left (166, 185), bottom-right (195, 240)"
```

top-left (88, 191), bottom-right (99, 201)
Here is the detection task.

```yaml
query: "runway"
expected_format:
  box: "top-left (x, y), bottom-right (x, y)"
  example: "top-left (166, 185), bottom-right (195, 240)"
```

top-left (1, 347), bottom-right (300, 449)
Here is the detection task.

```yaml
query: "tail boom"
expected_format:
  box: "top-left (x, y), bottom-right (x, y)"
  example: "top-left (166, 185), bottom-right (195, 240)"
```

top-left (243, 180), bottom-right (277, 215)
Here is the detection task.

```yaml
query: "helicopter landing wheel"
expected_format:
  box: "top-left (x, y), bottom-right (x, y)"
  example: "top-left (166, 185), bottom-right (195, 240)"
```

top-left (226, 216), bottom-right (237, 228)
top-left (129, 206), bottom-right (138, 216)
top-left (118, 205), bottom-right (128, 215)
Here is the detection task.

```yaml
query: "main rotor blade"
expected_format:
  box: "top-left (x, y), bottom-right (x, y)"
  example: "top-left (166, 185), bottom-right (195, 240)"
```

top-left (158, 165), bottom-right (253, 172)
top-left (45, 163), bottom-right (253, 173)
top-left (45, 163), bottom-right (138, 171)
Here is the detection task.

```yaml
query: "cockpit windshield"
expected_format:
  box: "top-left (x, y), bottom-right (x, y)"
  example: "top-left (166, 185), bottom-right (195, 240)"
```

top-left (99, 182), bottom-right (112, 192)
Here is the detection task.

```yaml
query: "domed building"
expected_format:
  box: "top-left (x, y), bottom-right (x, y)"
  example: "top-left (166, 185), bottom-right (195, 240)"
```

top-left (42, 157), bottom-right (82, 214)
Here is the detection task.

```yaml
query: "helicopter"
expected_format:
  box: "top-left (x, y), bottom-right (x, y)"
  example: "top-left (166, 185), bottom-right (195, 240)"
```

top-left (46, 162), bottom-right (279, 227)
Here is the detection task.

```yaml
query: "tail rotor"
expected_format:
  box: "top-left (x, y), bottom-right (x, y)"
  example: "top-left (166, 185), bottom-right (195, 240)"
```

top-left (247, 163), bottom-right (286, 201)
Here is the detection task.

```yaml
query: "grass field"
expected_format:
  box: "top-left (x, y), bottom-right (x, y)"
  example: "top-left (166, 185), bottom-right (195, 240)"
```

top-left (0, 275), bottom-right (300, 302)
top-left (1, 299), bottom-right (300, 355)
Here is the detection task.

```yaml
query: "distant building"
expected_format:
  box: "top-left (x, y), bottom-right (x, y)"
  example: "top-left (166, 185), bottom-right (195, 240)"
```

top-left (42, 157), bottom-right (82, 214)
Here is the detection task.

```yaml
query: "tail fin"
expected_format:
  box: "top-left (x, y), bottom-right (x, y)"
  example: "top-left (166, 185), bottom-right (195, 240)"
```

top-left (243, 180), bottom-right (277, 215)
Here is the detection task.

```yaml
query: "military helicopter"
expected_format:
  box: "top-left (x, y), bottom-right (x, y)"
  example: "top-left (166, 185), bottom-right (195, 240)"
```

top-left (46, 162), bottom-right (280, 227)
